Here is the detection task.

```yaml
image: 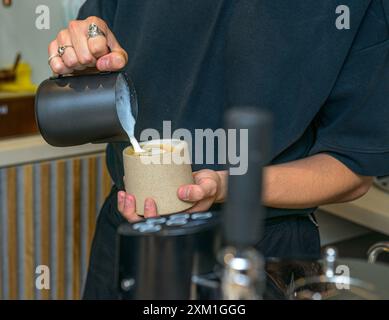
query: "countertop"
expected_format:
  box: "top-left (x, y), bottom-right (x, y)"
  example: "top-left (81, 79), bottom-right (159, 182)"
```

top-left (321, 186), bottom-right (389, 236)
top-left (0, 134), bottom-right (106, 167)
top-left (0, 91), bottom-right (35, 99)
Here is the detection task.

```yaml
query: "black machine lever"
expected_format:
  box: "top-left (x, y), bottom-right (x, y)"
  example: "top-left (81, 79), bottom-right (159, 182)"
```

top-left (223, 106), bottom-right (272, 249)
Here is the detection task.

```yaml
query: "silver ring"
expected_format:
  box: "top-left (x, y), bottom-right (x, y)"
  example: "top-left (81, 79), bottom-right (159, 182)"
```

top-left (87, 23), bottom-right (106, 40)
top-left (57, 45), bottom-right (73, 57)
top-left (48, 53), bottom-right (60, 65)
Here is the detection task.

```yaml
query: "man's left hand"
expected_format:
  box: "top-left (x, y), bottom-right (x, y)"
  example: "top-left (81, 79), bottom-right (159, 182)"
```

top-left (177, 169), bottom-right (228, 213)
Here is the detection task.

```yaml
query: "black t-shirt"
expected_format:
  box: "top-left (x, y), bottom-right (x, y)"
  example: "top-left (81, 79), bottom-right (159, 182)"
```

top-left (78, 0), bottom-right (389, 218)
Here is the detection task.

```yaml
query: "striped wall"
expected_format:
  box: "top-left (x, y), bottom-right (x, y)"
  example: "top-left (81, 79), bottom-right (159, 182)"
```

top-left (0, 153), bottom-right (112, 300)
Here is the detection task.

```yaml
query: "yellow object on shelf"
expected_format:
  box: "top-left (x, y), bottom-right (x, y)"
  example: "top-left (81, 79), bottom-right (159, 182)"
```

top-left (0, 62), bottom-right (37, 93)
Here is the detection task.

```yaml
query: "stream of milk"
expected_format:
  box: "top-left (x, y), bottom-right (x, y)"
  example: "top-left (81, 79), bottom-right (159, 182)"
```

top-left (116, 74), bottom-right (145, 153)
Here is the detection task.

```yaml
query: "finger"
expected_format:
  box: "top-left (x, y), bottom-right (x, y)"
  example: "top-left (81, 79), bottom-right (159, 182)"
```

top-left (87, 29), bottom-right (110, 59)
top-left (56, 29), bottom-right (81, 70)
top-left (195, 176), bottom-right (218, 197)
top-left (178, 178), bottom-right (217, 202)
top-left (68, 20), bottom-right (96, 67)
top-left (144, 198), bottom-right (158, 218)
top-left (82, 17), bottom-right (127, 71)
top-left (186, 198), bottom-right (214, 213)
top-left (117, 191), bottom-right (125, 213)
top-left (178, 185), bottom-right (205, 202)
top-left (96, 51), bottom-right (127, 71)
top-left (94, 23), bottom-right (127, 71)
top-left (48, 40), bottom-right (72, 74)
top-left (122, 194), bottom-right (142, 222)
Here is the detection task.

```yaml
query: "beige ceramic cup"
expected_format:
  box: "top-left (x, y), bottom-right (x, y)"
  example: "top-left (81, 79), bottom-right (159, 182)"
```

top-left (123, 139), bottom-right (194, 216)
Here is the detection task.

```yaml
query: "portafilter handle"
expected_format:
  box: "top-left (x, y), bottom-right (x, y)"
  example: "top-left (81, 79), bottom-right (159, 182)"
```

top-left (220, 107), bottom-right (272, 300)
top-left (222, 107), bottom-right (272, 248)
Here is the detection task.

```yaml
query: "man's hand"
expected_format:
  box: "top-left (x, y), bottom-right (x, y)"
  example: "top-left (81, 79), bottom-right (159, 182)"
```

top-left (117, 169), bottom-right (228, 222)
top-left (177, 169), bottom-right (228, 213)
top-left (117, 192), bottom-right (158, 223)
top-left (48, 16), bottom-right (128, 74)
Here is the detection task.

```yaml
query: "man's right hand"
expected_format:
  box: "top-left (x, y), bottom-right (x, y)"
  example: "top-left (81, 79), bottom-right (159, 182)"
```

top-left (117, 191), bottom-right (159, 223)
top-left (48, 16), bottom-right (128, 75)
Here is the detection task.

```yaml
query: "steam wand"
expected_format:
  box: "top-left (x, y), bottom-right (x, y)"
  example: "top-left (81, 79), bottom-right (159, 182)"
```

top-left (220, 107), bottom-right (272, 300)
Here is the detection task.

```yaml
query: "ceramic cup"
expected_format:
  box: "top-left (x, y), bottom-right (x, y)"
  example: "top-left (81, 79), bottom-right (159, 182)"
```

top-left (123, 139), bottom-right (194, 216)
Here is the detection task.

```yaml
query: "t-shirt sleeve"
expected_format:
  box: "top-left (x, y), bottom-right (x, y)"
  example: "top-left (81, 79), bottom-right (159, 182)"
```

top-left (309, 0), bottom-right (389, 176)
top-left (76, 0), bottom-right (117, 28)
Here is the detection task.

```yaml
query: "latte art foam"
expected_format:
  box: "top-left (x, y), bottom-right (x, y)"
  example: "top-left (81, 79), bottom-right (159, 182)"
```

top-left (126, 143), bottom-right (175, 156)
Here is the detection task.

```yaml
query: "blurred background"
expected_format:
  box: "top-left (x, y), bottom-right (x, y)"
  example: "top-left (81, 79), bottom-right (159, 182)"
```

top-left (0, 0), bottom-right (389, 300)
top-left (0, 0), bottom-right (84, 84)
top-left (0, 0), bottom-right (114, 300)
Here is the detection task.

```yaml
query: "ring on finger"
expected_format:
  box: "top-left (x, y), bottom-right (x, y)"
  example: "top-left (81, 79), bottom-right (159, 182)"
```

top-left (87, 23), bottom-right (106, 40)
top-left (57, 45), bottom-right (73, 57)
top-left (48, 53), bottom-right (60, 65)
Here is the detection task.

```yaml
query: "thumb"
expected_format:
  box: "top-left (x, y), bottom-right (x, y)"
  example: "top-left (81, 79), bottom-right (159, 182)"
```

top-left (178, 178), bottom-right (217, 202)
top-left (96, 30), bottom-right (128, 71)
top-left (96, 51), bottom-right (127, 71)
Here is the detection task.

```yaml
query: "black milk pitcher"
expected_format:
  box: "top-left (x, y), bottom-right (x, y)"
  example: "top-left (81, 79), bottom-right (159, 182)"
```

top-left (35, 71), bottom-right (138, 147)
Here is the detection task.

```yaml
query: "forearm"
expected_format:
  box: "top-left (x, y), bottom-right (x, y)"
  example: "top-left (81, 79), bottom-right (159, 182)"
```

top-left (188, 154), bottom-right (372, 213)
top-left (261, 153), bottom-right (373, 209)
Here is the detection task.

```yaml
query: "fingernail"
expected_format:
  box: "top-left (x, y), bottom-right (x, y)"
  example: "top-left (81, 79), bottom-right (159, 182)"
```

top-left (125, 195), bottom-right (133, 208)
top-left (99, 57), bottom-right (109, 69)
top-left (118, 192), bottom-right (124, 201)
top-left (179, 187), bottom-right (190, 200)
top-left (144, 198), bottom-right (154, 210)
top-left (178, 187), bottom-right (185, 199)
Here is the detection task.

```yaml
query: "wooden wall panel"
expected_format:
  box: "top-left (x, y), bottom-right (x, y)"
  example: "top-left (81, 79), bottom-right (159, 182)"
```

top-left (57, 162), bottom-right (65, 300)
top-left (24, 165), bottom-right (34, 300)
top-left (103, 164), bottom-right (112, 200)
top-left (0, 153), bottom-right (112, 300)
top-left (72, 159), bottom-right (81, 300)
top-left (40, 163), bottom-right (50, 300)
top-left (7, 167), bottom-right (17, 299)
